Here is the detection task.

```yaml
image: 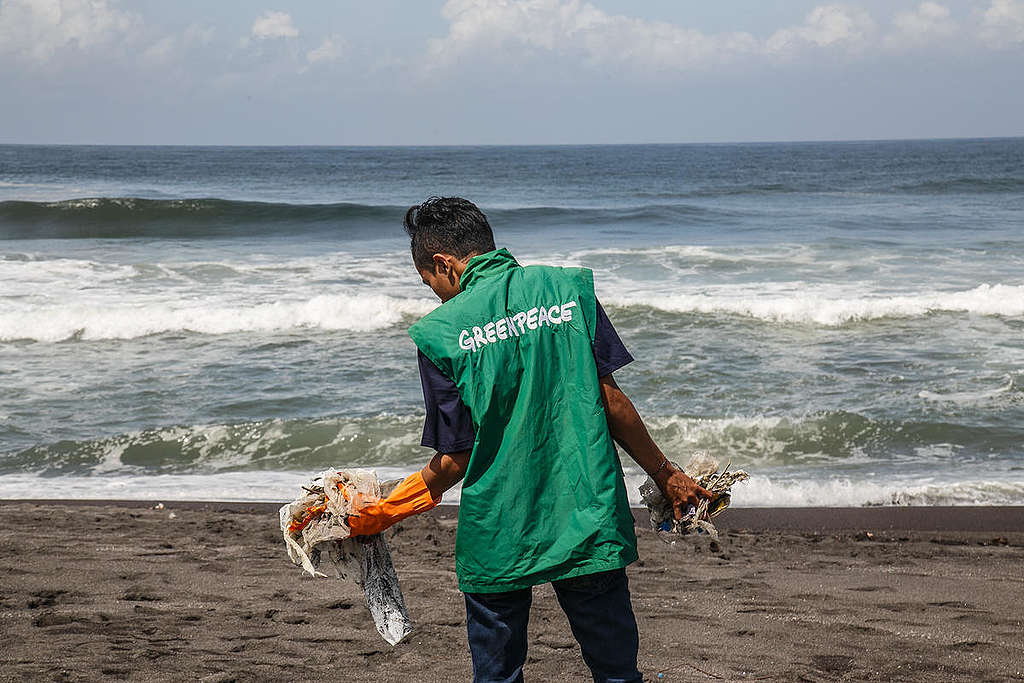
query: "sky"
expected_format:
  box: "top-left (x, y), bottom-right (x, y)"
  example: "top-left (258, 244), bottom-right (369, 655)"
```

top-left (1, 0), bottom-right (1023, 145)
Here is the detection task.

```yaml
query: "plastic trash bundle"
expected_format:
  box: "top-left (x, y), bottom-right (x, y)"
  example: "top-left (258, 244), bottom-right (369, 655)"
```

top-left (640, 453), bottom-right (749, 545)
top-left (279, 468), bottom-right (414, 645)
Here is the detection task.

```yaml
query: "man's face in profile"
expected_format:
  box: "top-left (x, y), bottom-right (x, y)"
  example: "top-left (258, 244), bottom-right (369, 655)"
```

top-left (418, 255), bottom-right (461, 303)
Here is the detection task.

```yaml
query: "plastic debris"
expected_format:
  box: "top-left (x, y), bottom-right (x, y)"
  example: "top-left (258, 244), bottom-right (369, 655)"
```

top-left (640, 452), bottom-right (749, 545)
top-left (279, 468), bottom-right (414, 645)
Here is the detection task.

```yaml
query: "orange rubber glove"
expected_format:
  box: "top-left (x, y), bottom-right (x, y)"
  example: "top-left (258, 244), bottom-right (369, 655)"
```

top-left (347, 471), bottom-right (439, 537)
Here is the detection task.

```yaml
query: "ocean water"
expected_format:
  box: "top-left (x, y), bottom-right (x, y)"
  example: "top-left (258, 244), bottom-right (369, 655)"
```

top-left (1, 140), bottom-right (1022, 506)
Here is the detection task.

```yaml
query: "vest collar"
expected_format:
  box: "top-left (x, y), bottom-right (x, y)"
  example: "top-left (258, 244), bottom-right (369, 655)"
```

top-left (460, 248), bottom-right (520, 292)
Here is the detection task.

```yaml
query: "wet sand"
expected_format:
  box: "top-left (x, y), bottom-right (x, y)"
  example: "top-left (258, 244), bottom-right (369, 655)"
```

top-left (1, 501), bottom-right (1022, 682)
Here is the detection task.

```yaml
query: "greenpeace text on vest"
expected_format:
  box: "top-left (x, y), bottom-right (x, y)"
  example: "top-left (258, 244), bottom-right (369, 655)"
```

top-left (458, 301), bottom-right (578, 353)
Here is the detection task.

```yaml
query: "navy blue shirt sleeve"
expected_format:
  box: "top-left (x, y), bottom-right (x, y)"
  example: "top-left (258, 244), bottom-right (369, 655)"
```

top-left (418, 350), bottom-right (476, 453)
top-left (417, 299), bottom-right (633, 452)
top-left (593, 300), bottom-right (633, 378)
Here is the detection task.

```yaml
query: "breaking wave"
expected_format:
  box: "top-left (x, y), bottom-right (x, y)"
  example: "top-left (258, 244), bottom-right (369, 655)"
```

top-left (0, 416), bottom-right (426, 476)
top-left (5, 281), bottom-right (1021, 343)
top-left (3, 470), bottom-right (1023, 506)
top-left (607, 283), bottom-right (1024, 326)
top-left (5, 410), bottom-right (1021, 476)
top-left (3, 407), bottom-right (1022, 505)
top-left (720, 476), bottom-right (1024, 507)
top-left (642, 412), bottom-right (1023, 465)
top-left (0, 293), bottom-right (436, 342)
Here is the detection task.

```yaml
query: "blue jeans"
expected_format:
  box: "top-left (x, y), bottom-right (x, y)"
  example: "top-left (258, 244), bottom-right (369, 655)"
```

top-left (464, 568), bottom-right (642, 683)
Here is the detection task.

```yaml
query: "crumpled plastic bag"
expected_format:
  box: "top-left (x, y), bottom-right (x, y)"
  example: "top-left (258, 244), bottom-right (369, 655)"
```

top-left (279, 468), bottom-right (413, 645)
top-left (640, 453), bottom-right (749, 545)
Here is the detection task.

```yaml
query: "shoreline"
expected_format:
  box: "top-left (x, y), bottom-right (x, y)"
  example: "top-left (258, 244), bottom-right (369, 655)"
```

top-left (3, 499), bottom-right (1024, 532)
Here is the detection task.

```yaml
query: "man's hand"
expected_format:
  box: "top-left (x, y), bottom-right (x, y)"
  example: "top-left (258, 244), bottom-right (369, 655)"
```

top-left (655, 465), bottom-right (714, 520)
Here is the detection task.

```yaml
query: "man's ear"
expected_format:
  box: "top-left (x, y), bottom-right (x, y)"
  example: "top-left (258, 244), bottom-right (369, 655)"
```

top-left (432, 253), bottom-right (449, 274)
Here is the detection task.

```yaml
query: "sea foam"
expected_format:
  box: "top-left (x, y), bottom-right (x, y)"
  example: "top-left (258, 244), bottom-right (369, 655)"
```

top-left (3, 470), bottom-right (1023, 507)
top-left (0, 293), bottom-right (437, 342)
top-left (607, 283), bottom-right (1024, 326)
top-left (6, 281), bottom-right (1021, 342)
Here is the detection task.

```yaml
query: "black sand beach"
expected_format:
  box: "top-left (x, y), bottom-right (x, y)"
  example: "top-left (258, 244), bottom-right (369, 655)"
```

top-left (1, 502), bottom-right (1022, 682)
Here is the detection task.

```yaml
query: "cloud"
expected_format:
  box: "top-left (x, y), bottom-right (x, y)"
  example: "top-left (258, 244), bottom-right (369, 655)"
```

top-left (427, 0), bottom-right (758, 73)
top-left (887, 2), bottom-right (957, 48)
top-left (427, 1), bottom-right (909, 76)
top-left (765, 4), bottom-right (875, 54)
top-left (142, 35), bottom-right (176, 64)
top-left (980, 0), bottom-right (1024, 46)
top-left (251, 10), bottom-right (299, 40)
top-left (183, 23), bottom-right (216, 47)
top-left (894, 2), bottom-right (956, 36)
top-left (141, 23), bottom-right (216, 66)
top-left (0, 0), bottom-right (140, 64)
top-left (307, 36), bottom-right (344, 64)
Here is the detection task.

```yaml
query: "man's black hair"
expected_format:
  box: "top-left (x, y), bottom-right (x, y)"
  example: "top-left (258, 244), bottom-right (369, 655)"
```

top-left (404, 196), bottom-right (496, 271)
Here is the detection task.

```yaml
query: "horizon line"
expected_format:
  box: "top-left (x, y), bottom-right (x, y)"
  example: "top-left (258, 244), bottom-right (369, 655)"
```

top-left (1, 135), bottom-right (1023, 149)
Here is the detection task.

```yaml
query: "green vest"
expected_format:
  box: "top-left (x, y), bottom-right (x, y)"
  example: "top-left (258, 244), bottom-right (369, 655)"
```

top-left (408, 248), bottom-right (638, 593)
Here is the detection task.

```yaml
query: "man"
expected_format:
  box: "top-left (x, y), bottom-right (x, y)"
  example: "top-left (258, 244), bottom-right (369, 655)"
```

top-left (348, 197), bottom-right (709, 682)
